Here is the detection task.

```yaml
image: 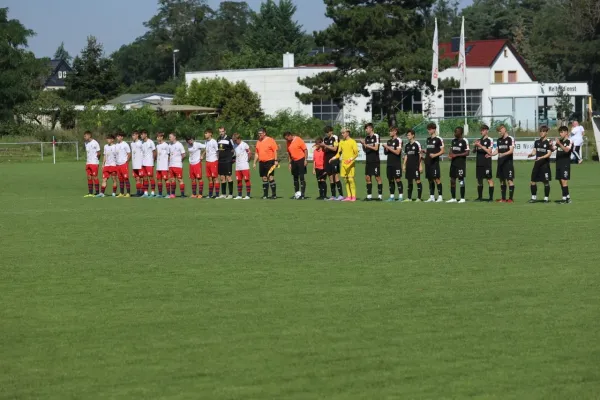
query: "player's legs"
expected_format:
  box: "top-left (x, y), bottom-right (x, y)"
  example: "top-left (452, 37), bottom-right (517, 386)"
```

top-left (86, 171), bottom-right (93, 195)
top-left (298, 163), bottom-right (306, 198)
top-left (386, 167), bottom-right (395, 200)
top-left (395, 178), bottom-right (403, 201)
top-left (449, 177), bottom-right (457, 201)
top-left (268, 174), bottom-right (277, 198)
top-left (178, 177), bottom-right (185, 197)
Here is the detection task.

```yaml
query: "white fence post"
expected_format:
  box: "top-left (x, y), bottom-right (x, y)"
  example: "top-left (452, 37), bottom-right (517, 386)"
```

top-left (76, 141), bottom-right (79, 161)
top-left (40, 142), bottom-right (43, 161)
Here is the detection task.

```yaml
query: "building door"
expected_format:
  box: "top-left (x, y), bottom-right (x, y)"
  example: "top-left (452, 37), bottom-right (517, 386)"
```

top-left (514, 97), bottom-right (536, 132)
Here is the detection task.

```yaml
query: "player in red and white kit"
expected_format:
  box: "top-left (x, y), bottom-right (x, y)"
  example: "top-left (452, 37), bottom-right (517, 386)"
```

top-left (130, 131), bottom-right (144, 196)
top-left (141, 130), bottom-right (156, 197)
top-left (96, 134), bottom-right (118, 197)
top-left (115, 132), bottom-right (131, 197)
top-left (167, 132), bottom-right (186, 198)
top-left (233, 133), bottom-right (251, 199)
top-left (204, 129), bottom-right (220, 198)
top-left (186, 137), bottom-right (206, 198)
top-left (155, 132), bottom-right (169, 198)
top-left (83, 131), bottom-right (100, 197)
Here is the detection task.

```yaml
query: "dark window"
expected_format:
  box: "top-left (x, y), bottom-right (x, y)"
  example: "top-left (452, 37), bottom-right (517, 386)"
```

top-left (443, 89), bottom-right (483, 117)
top-left (312, 99), bottom-right (339, 123)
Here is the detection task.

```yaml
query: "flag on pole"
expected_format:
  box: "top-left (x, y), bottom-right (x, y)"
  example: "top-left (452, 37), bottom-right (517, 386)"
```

top-left (458, 16), bottom-right (466, 89)
top-left (431, 18), bottom-right (439, 90)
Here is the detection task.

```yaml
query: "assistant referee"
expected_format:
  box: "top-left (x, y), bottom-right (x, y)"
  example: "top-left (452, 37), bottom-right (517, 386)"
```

top-left (253, 127), bottom-right (279, 199)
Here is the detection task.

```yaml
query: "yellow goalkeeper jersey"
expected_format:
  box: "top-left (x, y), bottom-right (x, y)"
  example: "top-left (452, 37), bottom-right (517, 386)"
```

top-left (336, 138), bottom-right (358, 162)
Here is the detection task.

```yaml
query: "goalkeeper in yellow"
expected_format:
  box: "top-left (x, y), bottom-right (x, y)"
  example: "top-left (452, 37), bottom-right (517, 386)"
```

top-left (330, 128), bottom-right (358, 202)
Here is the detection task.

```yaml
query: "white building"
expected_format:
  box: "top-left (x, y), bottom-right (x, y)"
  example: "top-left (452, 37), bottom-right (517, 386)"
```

top-left (186, 40), bottom-right (591, 131)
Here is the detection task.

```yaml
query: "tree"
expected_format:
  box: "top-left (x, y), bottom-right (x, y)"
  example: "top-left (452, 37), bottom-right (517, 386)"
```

top-left (554, 85), bottom-right (574, 125)
top-left (432, 0), bottom-right (461, 41)
top-left (0, 8), bottom-right (48, 121)
top-left (461, 0), bottom-right (514, 40)
top-left (297, 0), bottom-right (434, 127)
top-left (53, 41), bottom-right (72, 64)
top-left (14, 90), bottom-right (75, 130)
top-left (65, 36), bottom-right (119, 103)
top-left (222, 0), bottom-right (310, 69)
top-left (175, 78), bottom-right (262, 121)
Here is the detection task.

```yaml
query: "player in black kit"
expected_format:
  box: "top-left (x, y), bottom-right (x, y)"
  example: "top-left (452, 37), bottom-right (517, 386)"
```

top-left (422, 122), bottom-right (445, 202)
top-left (360, 123), bottom-right (383, 201)
top-left (472, 124), bottom-right (495, 202)
top-left (322, 126), bottom-right (344, 200)
top-left (493, 124), bottom-right (515, 202)
top-left (382, 126), bottom-right (403, 201)
top-left (527, 125), bottom-right (553, 203)
top-left (447, 127), bottom-right (470, 203)
top-left (403, 129), bottom-right (423, 201)
top-left (217, 126), bottom-right (235, 198)
top-left (554, 126), bottom-right (573, 203)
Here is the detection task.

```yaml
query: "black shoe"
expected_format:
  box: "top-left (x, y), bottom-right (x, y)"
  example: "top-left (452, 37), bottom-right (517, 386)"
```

top-left (474, 198), bottom-right (483, 202)
top-left (261, 196), bottom-right (269, 200)
top-left (180, 194), bottom-right (187, 198)
top-left (527, 199), bottom-right (537, 203)
top-left (363, 198), bottom-right (373, 202)
top-left (543, 199), bottom-right (549, 203)
top-left (374, 198), bottom-right (382, 202)
top-left (315, 196), bottom-right (324, 200)
top-left (298, 196), bottom-right (306, 200)
top-left (271, 195), bottom-right (277, 200)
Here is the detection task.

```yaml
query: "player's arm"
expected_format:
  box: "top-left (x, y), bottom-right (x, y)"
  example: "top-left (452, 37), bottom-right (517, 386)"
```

top-left (273, 146), bottom-right (279, 166)
top-left (402, 154), bottom-right (407, 171)
top-left (364, 137), bottom-right (379, 152)
top-left (126, 145), bottom-right (131, 162)
top-left (350, 141), bottom-right (359, 162)
top-left (432, 141), bottom-right (445, 158)
top-left (388, 144), bottom-right (401, 156)
top-left (331, 143), bottom-right (342, 161)
top-left (323, 142), bottom-right (338, 152)
top-left (539, 146), bottom-right (552, 160)
top-left (527, 147), bottom-right (536, 158)
top-left (253, 147), bottom-right (259, 168)
top-left (555, 140), bottom-right (572, 152)
top-left (471, 140), bottom-right (479, 154)
top-left (303, 144), bottom-right (308, 166)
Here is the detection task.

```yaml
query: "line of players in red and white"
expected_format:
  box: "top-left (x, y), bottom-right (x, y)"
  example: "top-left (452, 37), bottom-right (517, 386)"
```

top-left (83, 127), bottom-right (252, 199)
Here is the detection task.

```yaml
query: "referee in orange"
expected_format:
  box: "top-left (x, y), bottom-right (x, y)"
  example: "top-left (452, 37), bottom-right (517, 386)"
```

top-left (284, 131), bottom-right (308, 199)
top-left (253, 127), bottom-right (279, 199)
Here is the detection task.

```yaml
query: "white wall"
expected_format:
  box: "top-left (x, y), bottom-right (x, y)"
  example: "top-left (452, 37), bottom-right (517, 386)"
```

top-left (490, 46), bottom-right (533, 83)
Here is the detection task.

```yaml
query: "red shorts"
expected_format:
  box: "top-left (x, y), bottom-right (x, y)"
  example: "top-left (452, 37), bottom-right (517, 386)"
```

top-left (156, 170), bottom-right (169, 180)
top-left (169, 167), bottom-right (183, 179)
top-left (236, 169), bottom-right (250, 181)
top-left (206, 161), bottom-right (218, 178)
top-left (117, 164), bottom-right (129, 179)
top-left (132, 169), bottom-right (144, 178)
top-left (189, 163), bottom-right (203, 179)
top-left (102, 166), bottom-right (116, 179)
top-left (86, 164), bottom-right (99, 177)
top-left (142, 166), bottom-right (154, 177)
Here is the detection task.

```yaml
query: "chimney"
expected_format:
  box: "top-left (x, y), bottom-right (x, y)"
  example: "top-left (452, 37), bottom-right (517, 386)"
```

top-left (283, 52), bottom-right (295, 68)
top-left (451, 37), bottom-right (460, 52)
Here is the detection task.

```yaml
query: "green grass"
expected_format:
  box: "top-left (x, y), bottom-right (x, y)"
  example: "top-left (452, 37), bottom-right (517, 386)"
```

top-left (1, 160), bottom-right (600, 399)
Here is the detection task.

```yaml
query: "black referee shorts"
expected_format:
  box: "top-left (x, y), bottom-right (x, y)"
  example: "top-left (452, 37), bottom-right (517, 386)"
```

top-left (291, 158), bottom-right (307, 176)
top-left (259, 160), bottom-right (276, 177)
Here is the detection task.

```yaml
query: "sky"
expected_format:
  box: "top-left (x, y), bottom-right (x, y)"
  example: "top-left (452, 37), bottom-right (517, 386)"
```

top-left (4, 0), bottom-right (473, 58)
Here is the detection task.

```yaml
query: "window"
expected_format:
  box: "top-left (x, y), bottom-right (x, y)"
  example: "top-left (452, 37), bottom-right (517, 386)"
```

top-left (312, 99), bottom-right (339, 123)
top-left (494, 71), bottom-right (504, 83)
top-left (58, 70), bottom-right (68, 79)
top-left (504, 49), bottom-right (508, 57)
top-left (508, 71), bottom-right (517, 83)
top-left (443, 89), bottom-right (483, 117)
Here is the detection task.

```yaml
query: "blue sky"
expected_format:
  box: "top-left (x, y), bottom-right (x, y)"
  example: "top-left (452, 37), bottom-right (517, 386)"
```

top-left (4, 0), bottom-right (473, 58)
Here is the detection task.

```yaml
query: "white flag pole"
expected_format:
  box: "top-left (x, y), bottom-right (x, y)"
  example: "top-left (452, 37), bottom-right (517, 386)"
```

top-left (459, 17), bottom-right (468, 135)
top-left (52, 136), bottom-right (56, 165)
top-left (431, 18), bottom-right (439, 91)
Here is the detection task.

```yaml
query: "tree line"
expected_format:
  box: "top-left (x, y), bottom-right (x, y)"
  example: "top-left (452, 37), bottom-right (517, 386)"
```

top-left (1, 0), bottom-right (599, 132)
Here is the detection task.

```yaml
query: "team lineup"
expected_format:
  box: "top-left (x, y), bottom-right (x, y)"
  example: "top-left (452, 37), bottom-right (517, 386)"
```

top-left (82, 122), bottom-right (575, 204)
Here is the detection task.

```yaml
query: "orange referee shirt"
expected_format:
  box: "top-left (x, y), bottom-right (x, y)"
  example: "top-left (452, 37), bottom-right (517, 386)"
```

top-left (287, 136), bottom-right (307, 161)
top-left (256, 136), bottom-right (278, 162)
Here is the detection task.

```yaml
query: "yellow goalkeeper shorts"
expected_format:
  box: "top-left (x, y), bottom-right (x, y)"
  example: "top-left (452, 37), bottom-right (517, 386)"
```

top-left (341, 162), bottom-right (355, 178)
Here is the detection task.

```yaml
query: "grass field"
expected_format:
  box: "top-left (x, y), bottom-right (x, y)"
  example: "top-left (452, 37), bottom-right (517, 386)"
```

top-left (1, 160), bottom-right (600, 399)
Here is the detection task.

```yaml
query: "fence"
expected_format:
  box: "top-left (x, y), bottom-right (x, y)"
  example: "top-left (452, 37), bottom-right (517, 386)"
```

top-left (0, 141), bottom-right (80, 163)
top-left (412, 115), bottom-right (516, 138)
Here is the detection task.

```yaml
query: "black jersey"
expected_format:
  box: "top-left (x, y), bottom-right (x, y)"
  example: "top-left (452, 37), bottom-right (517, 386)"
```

top-left (534, 138), bottom-right (552, 164)
top-left (217, 135), bottom-right (234, 163)
top-left (555, 138), bottom-right (571, 165)
top-left (496, 136), bottom-right (514, 163)
top-left (323, 134), bottom-right (339, 160)
top-left (450, 138), bottom-right (469, 167)
top-left (476, 136), bottom-right (493, 167)
top-left (425, 136), bottom-right (444, 164)
top-left (364, 134), bottom-right (380, 163)
top-left (404, 141), bottom-right (421, 168)
top-left (385, 137), bottom-right (403, 167)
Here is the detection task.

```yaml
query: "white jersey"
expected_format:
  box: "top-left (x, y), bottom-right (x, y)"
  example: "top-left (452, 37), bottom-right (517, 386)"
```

top-left (130, 140), bottom-right (143, 169)
top-left (156, 142), bottom-right (170, 171)
top-left (142, 139), bottom-right (156, 167)
top-left (571, 125), bottom-right (584, 146)
top-left (205, 138), bottom-right (218, 162)
top-left (103, 144), bottom-right (117, 167)
top-left (85, 139), bottom-right (100, 165)
top-left (116, 141), bottom-right (131, 165)
top-left (235, 141), bottom-right (250, 170)
top-left (168, 141), bottom-right (186, 168)
top-left (188, 141), bottom-right (206, 165)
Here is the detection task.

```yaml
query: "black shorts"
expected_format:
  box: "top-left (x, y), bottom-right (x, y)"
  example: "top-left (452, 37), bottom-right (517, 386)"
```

top-left (476, 165), bottom-right (493, 180)
top-left (450, 164), bottom-right (466, 179)
top-left (291, 158), bottom-right (307, 176)
top-left (387, 165), bottom-right (402, 180)
top-left (496, 160), bottom-right (515, 181)
top-left (259, 160), bottom-right (276, 177)
top-left (531, 162), bottom-right (551, 182)
top-left (218, 162), bottom-right (232, 176)
top-left (365, 162), bottom-right (381, 177)
top-left (405, 167), bottom-right (420, 180)
top-left (425, 162), bottom-right (440, 179)
top-left (325, 158), bottom-right (339, 175)
top-left (315, 168), bottom-right (327, 180)
top-left (556, 164), bottom-right (571, 180)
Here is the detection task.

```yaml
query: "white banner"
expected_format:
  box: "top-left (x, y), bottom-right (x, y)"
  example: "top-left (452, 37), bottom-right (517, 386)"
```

top-left (510, 140), bottom-right (556, 160)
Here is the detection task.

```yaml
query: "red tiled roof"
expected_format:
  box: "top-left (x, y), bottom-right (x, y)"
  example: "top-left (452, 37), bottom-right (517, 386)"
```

top-left (439, 39), bottom-right (508, 67)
